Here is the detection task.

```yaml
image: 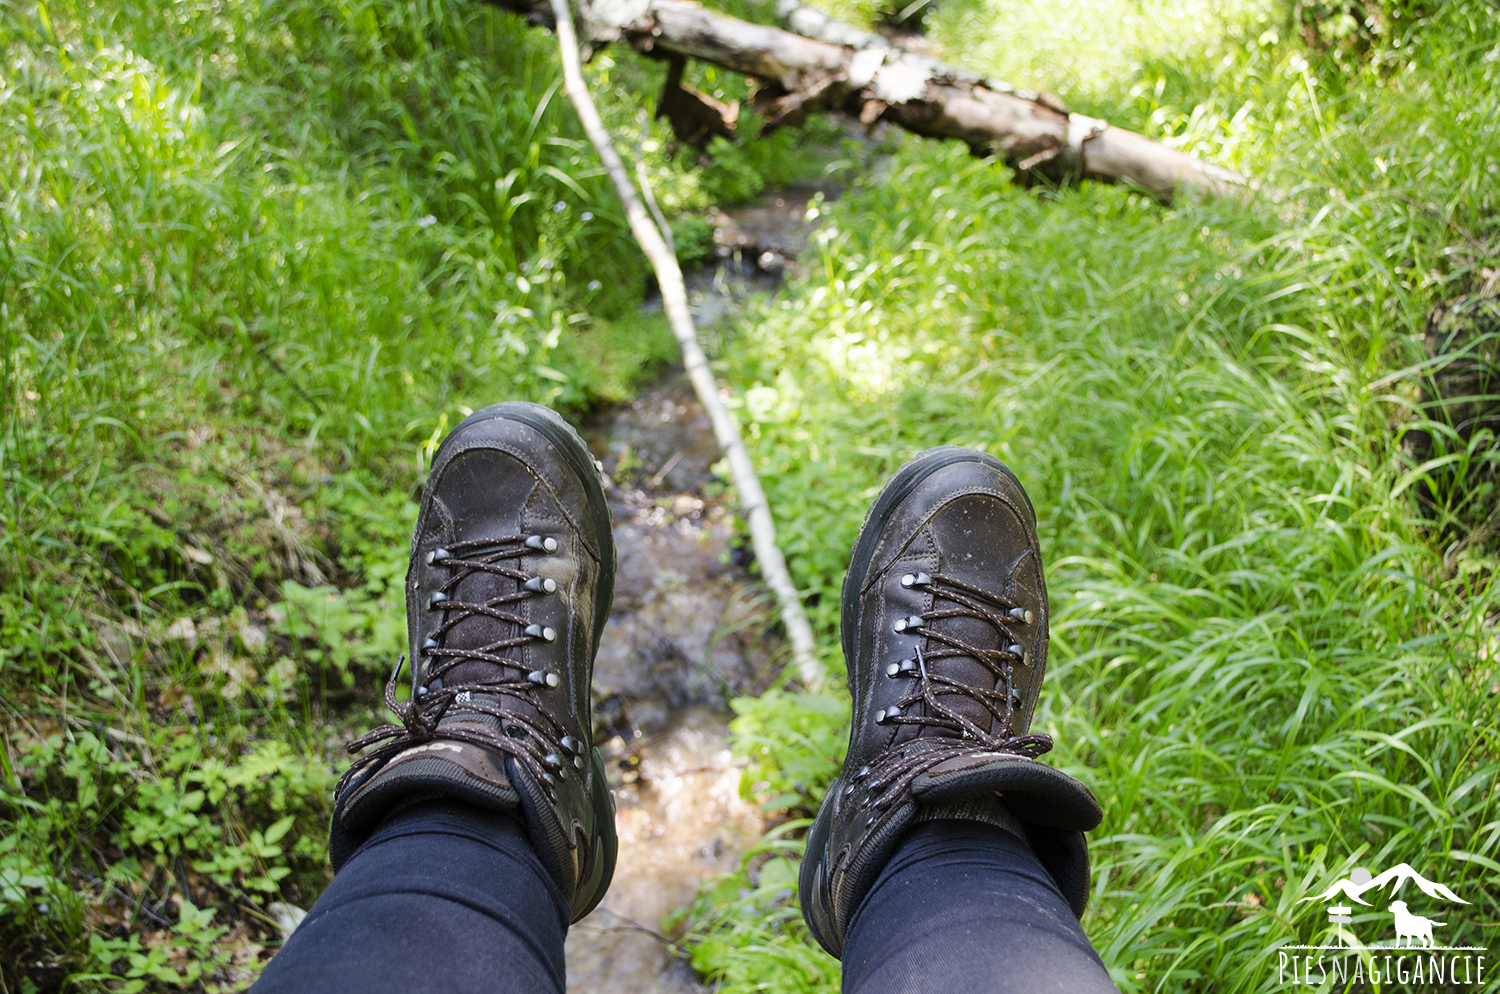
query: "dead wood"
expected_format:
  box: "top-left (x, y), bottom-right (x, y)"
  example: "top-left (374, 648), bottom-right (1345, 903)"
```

top-left (489, 0), bottom-right (1250, 203)
top-left (657, 55), bottom-right (738, 147)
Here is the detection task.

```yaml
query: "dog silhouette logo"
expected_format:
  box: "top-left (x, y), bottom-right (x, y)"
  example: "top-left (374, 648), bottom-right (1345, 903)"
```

top-left (1389, 901), bottom-right (1444, 949)
top-left (1280, 860), bottom-right (1488, 987)
top-left (1297, 863), bottom-right (1469, 949)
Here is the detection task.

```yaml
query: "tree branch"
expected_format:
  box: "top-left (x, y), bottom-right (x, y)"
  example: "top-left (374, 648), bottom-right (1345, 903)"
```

top-left (547, 0), bottom-right (825, 689)
top-left (494, 0), bottom-right (1250, 203)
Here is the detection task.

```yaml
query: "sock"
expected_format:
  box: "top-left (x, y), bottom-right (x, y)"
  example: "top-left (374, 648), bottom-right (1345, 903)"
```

top-left (915, 792), bottom-right (1031, 851)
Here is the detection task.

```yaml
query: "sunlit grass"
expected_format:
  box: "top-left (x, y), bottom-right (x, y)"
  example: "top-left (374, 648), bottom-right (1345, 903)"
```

top-left (683, 4), bottom-right (1500, 991)
top-left (0, 0), bottom-right (676, 985)
top-left (927, 0), bottom-right (1276, 105)
top-left (5, 0), bottom-right (1500, 989)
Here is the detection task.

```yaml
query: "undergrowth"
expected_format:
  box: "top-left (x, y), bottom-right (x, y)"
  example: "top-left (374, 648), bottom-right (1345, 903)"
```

top-left (0, 0), bottom-right (755, 986)
top-left (4, 0), bottom-right (1499, 990)
top-left (688, 3), bottom-right (1500, 991)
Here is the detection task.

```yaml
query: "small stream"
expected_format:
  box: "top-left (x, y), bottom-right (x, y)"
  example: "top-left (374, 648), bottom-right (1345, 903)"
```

top-left (564, 191), bottom-right (826, 992)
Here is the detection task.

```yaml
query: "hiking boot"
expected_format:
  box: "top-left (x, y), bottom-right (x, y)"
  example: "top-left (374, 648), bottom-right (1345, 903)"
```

top-left (329, 402), bottom-right (618, 922)
top-left (799, 447), bottom-right (1103, 958)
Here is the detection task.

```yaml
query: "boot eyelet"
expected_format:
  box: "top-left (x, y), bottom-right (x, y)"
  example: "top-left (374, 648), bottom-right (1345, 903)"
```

top-left (426, 548), bottom-right (452, 565)
top-left (525, 535), bottom-right (559, 553)
top-left (421, 637), bottom-right (440, 655)
top-left (528, 670), bottom-right (560, 688)
top-left (426, 592), bottom-right (449, 610)
top-left (900, 572), bottom-right (931, 588)
top-left (573, 755), bottom-right (586, 771)
top-left (886, 659), bottom-right (919, 678)
top-left (856, 765), bottom-right (870, 780)
top-left (523, 576), bottom-right (558, 594)
top-left (1008, 607), bottom-right (1034, 624)
top-left (844, 783), bottom-right (857, 797)
top-left (893, 616), bottom-right (924, 633)
top-left (525, 624), bottom-right (557, 642)
top-left (1007, 643), bottom-right (1025, 661)
top-left (415, 685), bottom-right (430, 698)
top-left (559, 735), bottom-right (581, 754)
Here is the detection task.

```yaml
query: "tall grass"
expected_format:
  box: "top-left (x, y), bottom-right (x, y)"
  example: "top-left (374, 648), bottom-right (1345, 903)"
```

top-left (688, 4), bottom-right (1500, 991)
top-left (0, 0), bottom-right (682, 985)
top-left (4, 0), bottom-right (1499, 989)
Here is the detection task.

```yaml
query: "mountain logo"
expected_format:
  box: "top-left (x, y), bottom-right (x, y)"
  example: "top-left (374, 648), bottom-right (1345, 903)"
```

top-left (1279, 861), bottom-right (1487, 987)
top-left (1298, 864), bottom-right (1470, 908)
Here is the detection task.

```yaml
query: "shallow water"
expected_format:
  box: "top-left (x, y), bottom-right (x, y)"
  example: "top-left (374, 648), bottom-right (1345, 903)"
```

top-left (561, 178), bottom-right (844, 987)
top-left (567, 380), bottom-right (785, 992)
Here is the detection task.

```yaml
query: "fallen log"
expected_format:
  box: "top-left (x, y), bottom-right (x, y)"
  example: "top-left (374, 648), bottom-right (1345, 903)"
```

top-left (488, 0), bottom-right (1249, 203)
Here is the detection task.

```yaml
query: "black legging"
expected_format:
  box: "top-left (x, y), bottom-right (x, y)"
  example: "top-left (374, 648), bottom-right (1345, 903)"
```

top-left (253, 800), bottom-right (1118, 994)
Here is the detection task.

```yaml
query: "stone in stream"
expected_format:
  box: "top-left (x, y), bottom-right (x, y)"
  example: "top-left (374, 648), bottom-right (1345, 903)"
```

top-left (593, 380), bottom-right (723, 497)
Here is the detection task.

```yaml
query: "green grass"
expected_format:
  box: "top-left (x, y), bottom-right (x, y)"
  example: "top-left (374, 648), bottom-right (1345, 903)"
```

top-left (682, 3), bottom-right (1500, 990)
top-left (0, 0), bottom-right (685, 985)
top-left (4, 0), bottom-right (1500, 989)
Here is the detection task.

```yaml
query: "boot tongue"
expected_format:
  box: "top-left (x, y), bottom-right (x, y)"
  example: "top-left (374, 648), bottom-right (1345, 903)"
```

top-left (435, 546), bottom-right (544, 729)
top-left (442, 549), bottom-right (529, 688)
top-left (893, 502), bottom-right (1018, 744)
top-left (922, 591), bottom-right (1006, 737)
top-left (893, 612), bottom-right (1003, 745)
top-left (423, 450), bottom-right (543, 720)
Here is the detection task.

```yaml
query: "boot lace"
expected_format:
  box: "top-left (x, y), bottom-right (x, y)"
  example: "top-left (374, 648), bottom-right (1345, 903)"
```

top-left (858, 570), bottom-right (1053, 827)
top-left (337, 535), bottom-right (568, 798)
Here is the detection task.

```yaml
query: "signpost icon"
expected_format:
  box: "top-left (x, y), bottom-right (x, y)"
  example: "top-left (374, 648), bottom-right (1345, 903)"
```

top-left (1328, 905), bottom-right (1353, 943)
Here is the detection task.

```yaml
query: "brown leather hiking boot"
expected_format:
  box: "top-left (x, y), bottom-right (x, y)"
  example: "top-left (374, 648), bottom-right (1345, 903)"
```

top-left (799, 447), bottom-right (1102, 957)
top-left (329, 402), bottom-right (617, 922)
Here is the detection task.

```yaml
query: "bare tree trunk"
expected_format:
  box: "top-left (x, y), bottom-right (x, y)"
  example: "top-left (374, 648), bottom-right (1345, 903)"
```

top-left (492, 0), bottom-right (1249, 203)
top-left (547, 0), bottom-right (826, 689)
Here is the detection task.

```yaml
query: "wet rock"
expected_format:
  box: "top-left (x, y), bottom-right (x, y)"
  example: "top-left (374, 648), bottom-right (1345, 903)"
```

top-left (714, 188), bottom-right (827, 263)
top-left (593, 521), bottom-right (774, 737)
top-left (565, 709), bottom-right (765, 994)
top-left (267, 902), bottom-right (307, 941)
top-left (638, 184), bottom-right (839, 333)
